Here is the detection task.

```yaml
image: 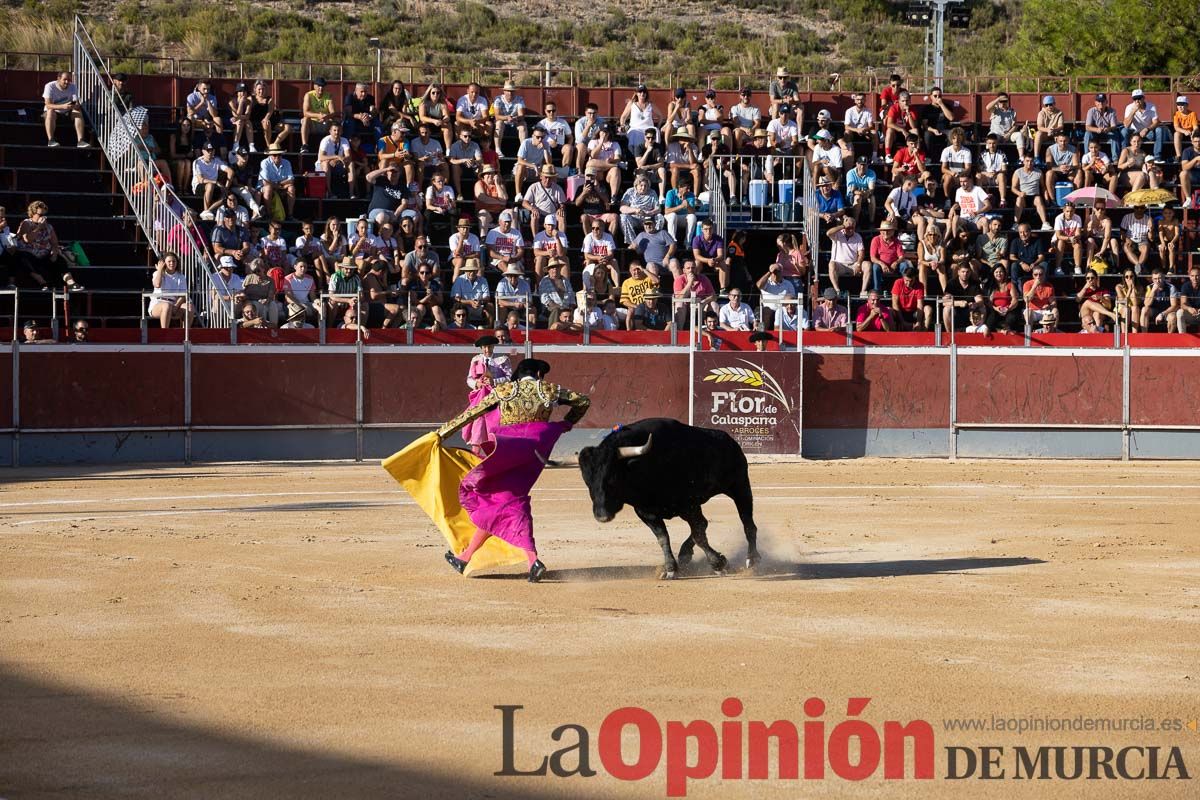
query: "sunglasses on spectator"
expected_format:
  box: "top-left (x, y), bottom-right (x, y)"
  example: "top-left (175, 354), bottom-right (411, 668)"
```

top-left (418, 270), bottom-right (429, 274)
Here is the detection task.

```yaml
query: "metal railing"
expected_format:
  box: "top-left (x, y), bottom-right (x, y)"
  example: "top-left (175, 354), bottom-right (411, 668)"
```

top-left (716, 153), bottom-right (807, 229)
top-left (71, 16), bottom-right (229, 330)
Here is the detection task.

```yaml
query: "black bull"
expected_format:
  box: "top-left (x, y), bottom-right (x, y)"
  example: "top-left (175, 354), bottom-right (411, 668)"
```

top-left (578, 418), bottom-right (760, 578)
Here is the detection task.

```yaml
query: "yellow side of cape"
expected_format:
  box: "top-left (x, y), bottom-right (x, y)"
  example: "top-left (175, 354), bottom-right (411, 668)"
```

top-left (382, 432), bottom-right (525, 575)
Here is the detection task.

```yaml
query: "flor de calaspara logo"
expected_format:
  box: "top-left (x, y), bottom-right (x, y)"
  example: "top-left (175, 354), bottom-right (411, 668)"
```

top-left (702, 360), bottom-right (793, 449)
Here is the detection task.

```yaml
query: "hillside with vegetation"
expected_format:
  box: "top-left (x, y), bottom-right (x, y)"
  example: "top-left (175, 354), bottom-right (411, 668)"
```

top-left (1, 0), bottom-right (1198, 88)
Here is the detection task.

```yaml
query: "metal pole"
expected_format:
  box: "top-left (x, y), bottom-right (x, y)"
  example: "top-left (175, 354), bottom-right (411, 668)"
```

top-left (183, 340), bottom-right (192, 465)
top-left (355, 336), bottom-right (364, 462)
top-left (933, 0), bottom-right (948, 87)
top-left (949, 340), bottom-right (958, 460)
top-left (1122, 333), bottom-right (1131, 461)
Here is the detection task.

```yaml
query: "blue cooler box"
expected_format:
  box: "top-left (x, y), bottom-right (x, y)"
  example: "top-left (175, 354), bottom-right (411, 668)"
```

top-left (749, 179), bottom-right (769, 207)
top-left (778, 179), bottom-right (795, 205)
top-left (1054, 181), bottom-right (1073, 207)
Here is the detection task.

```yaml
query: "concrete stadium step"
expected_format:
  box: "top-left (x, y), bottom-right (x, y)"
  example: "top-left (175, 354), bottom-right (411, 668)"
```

top-left (70, 240), bottom-right (150, 267)
top-left (3, 166), bottom-right (113, 193)
top-left (0, 119), bottom-right (91, 147)
top-left (0, 189), bottom-right (127, 217)
top-left (0, 141), bottom-right (111, 170)
top-left (40, 215), bottom-right (143, 242)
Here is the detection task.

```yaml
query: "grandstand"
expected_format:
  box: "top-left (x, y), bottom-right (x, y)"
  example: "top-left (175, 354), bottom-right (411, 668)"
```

top-left (2, 20), bottom-right (1199, 343)
top-left (4, 19), bottom-right (1200, 465)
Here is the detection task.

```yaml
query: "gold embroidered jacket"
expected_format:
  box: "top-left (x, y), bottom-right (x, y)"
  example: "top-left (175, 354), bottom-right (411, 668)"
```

top-left (438, 378), bottom-right (590, 439)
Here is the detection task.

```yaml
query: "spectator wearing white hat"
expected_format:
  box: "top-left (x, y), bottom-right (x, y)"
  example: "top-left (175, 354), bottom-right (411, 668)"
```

top-left (1172, 96), bottom-right (1197, 163)
top-left (495, 263), bottom-right (532, 317)
top-left (1123, 89), bottom-right (1166, 159)
top-left (807, 128), bottom-right (843, 185)
top-left (768, 66), bottom-right (800, 120)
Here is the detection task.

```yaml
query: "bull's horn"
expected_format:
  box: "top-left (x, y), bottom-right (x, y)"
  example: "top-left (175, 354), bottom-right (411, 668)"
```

top-left (617, 434), bottom-right (652, 459)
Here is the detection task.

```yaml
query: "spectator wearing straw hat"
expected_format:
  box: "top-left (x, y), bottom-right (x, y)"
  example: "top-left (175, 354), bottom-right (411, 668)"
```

top-left (496, 263), bottom-right (532, 317)
top-left (492, 81), bottom-right (527, 156)
top-left (538, 257), bottom-right (575, 322)
top-left (768, 66), bottom-right (800, 120)
top-left (448, 217), bottom-right (481, 280)
top-left (522, 163), bottom-right (567, 238)
top-left (473, 163), bottom-right (508, 232)
top-left (450, 256), bottom-right (493, 327)
top-left (867, 219), bottom-right (912, 296)
top-left (257, 145), bottom-right (296, 219)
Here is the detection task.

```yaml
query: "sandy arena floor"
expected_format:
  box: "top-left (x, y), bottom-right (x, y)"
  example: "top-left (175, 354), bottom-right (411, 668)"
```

top-left (1, 459), bottom-right (1198, 799)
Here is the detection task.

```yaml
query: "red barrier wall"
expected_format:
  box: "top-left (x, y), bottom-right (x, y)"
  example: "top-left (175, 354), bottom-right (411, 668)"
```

top-left (1129, 356), bottom-right (1200, 427)
top-left (18, 350), bottom-right (184, 429)
top-left (363, 350), bottom-right (689, 428)
top-left (191, 351), bottom-right (356, 426)
top-left (803, 351), bottom-right (950, 429)
top-left (0, 350), bottom-right (11, 428)
top-left (956, 354), bottom-right (1123, 426)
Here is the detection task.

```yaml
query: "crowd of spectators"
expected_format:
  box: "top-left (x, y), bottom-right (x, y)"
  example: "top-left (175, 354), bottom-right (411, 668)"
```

top-left (28, 69), bottom-right (1200, 336)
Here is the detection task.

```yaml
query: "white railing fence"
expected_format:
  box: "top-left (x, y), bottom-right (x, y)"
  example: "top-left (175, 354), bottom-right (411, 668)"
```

top-left (71, 16), bottom-right (231, 329)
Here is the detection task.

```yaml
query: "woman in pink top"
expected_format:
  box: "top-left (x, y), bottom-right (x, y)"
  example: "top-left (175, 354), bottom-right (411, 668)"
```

top-left (774, 231), bottom-right (811, 292)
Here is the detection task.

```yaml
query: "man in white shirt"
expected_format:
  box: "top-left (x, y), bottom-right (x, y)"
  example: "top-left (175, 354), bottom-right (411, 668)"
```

top-left (531, 217), bottom-right (569, 279)
top-left (454, 83), bottom-right (492, 140)
top-left (536, 102), bottom-right (574, 169)
top-left (1123, 88), bottom-right (1166, 160)
top-left (521, 164), bottom-right (567, 236)
top-left (192, 142), bottom-right (233, 219)
top-left (729, 88), bottom-right (762, 150)
top-left (491, 81), bottom-right (527, 156)
top-left (484, 210), bottom-right (525, 272)
top-left (767, 104), bottom-right (799, 154)
top-left (317, 122), bottom-right (361, 198)
top-left (1121, 205), bottom-right (1155, 274)
top-left (977, 134), bottom-right (1009, 207)
top-left (42, 71), bottom-right (88, 147)
top-left (826, 217), bottom-right (866, 295)
top-left (950, 172), bottom-right (992, 236)
top-left (573, 104), bottom-right (605, 173)
top-left (717, 289), bottom-right (755, 330)
top-left (448, 218), bottom-right (481, 279)
top-left (1052, 200), bottom-right (1084, 275)
top-left (842, 92), bottom-right (875, 157)
top-left (808, 131), bottom-right (843, 184)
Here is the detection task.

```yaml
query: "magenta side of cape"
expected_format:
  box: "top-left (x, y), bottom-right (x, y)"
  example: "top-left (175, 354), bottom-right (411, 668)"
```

top-left (458, 420), bottom-right (573, 552)
top-left (463, 386), bottom-right (500, 449)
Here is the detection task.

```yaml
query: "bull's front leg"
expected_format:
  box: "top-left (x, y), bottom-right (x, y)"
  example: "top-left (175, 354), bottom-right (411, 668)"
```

top-left (636, 509), bottom-right (677, 579)
top-left (680, 507), bottom-right (727, 574)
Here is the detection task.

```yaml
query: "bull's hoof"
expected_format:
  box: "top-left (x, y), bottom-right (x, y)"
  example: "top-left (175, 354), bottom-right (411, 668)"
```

top-left (709, 554), bottom-right (728, 573)
top-left (657, 568), bottom-right (677, 580)
top-left (745, 553), bottom-right (762, 571)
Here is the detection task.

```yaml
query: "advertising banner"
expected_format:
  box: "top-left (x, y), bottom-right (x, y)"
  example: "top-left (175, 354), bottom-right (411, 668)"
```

top-left (693, 350), bottom-right (802, 455)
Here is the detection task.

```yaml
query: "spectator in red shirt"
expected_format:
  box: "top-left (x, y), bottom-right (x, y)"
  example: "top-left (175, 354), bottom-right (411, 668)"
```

top-left (890, 134), bottom-right (926, 186)
top-left (867, 219), bottom-right (912, 296)
top-left (855, 290), bottom-right (895, 331)
top-left (1022, 265), bottom-right (1057, 329)
top-left (884, 91), bottom-right (919, 163)
top-left (891, 265), bottom-right (931, 330)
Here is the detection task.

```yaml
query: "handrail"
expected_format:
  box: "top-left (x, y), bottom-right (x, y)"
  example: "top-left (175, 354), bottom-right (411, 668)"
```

top-left (10, 45), bottom-right (1200, 94)
top-left (71, 16), bottom-right (230, 330)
